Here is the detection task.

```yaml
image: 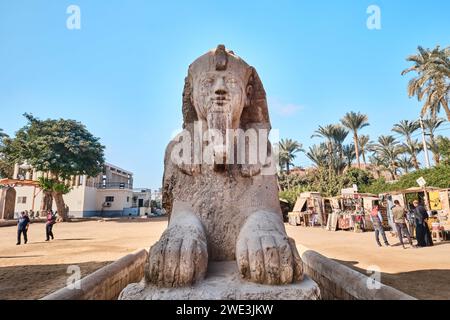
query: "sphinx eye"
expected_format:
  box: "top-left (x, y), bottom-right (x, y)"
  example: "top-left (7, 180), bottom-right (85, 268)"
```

top-left (201, 78), bottom-right (214, 87)
top-left (226, 78), bottom-right (237, 88)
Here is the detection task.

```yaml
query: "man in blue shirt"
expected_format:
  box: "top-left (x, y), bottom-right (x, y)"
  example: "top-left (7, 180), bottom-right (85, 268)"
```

top-left (17, 211), bottom-right (30, 245)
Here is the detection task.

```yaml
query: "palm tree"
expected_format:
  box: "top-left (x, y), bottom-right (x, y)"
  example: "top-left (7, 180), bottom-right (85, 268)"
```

top-left (331, 125), bottom-right (349, 171)
top-left (358, 135), bottom-right (371, 165)
top-left (343, 144), bottom-right (356, 168)
top-left (424, 117), bottom-right (446, 165)
top-left (0, 129), bottom-right (7, 139)
top-left (369, 154), bottom-right (386, 179)
top-left (402, 46), bottom-right (450, 120)
top-left (311, 125), bottom-right (337, 171)
top-left (278, 138), bottom-right (303, 174)
top-left (372, 135), bottom-right (401, 180)
top-left (398, 156), bottom-right (414, 174)
top-left (400, 139), bottom-right (422, 170)
top-left (306, 144), bottom-right (328, 169)
top-left (340, 112), bottom-right (370, 168)
top-left (392, 120), bottom-right (420, 169)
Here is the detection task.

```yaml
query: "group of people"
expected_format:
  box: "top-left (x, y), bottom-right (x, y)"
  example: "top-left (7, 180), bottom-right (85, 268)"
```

top-left (369, 200), bottom-right (434, 249)
top-left (16, 210), bottom-right (57, 245)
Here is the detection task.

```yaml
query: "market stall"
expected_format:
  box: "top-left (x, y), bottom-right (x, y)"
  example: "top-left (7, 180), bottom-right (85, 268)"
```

top-left (325, 191), bottom-right (385, 232)
top-left (288, 192), bottom-right (325, 227)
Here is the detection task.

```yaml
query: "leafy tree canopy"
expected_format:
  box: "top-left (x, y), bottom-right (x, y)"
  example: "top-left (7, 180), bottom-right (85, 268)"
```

top-left (4, 113), bottom-right (105, 180)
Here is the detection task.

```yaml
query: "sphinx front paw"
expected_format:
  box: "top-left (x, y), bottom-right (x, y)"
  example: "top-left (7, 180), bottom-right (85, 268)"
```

top-left (145, 225), bottom-right (208, 287)
top-left (236, 213), bottom-right (303, 285)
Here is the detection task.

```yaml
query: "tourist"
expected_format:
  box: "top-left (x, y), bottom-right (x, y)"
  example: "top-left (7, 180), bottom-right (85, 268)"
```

top-left (392, 200), bottom-right (414, 249)
top-left (16, 211), bottom-right (30, 245)
top-left (370, 205), bottom-right (390, 247)
top-left (45, 210), bottom-right (56, 241)
top-left (406, 203), bottom-right (416, 238)
top-left (413, 200), bottom-right (433, 247)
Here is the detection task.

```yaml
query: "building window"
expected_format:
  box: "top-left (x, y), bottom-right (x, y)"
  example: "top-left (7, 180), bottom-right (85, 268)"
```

top-left (17, 197), bottom-right (27, 204)
top-left (127, 197), bottom-right (130, 203)
top-left (105, 196), bottom-right (115, 202)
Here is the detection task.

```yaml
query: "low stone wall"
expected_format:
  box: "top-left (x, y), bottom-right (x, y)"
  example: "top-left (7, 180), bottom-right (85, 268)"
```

top-left (41, 249), bottom-right (148, 300)
top-left (297, 245), bottom-right (416, 300)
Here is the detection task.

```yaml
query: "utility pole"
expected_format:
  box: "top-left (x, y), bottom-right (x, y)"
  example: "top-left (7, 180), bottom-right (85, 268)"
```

top-left (419, 116), bottom-right (431, 169)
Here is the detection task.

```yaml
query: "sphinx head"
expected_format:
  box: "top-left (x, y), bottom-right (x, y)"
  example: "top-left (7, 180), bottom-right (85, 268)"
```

top-left (180, 45), bottom-right (272, 170)
top-left (189, 45), bottom-right (254, 133)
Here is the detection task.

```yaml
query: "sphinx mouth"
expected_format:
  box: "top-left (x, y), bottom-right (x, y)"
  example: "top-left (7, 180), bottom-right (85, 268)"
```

top-left (211, 99), bottom-right (230, 106)
top-left (209, 100), bottom-right (231, 112)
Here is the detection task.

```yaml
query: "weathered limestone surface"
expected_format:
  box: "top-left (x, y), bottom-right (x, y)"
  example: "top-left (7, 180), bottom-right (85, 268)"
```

top-left (145, 45), bottom-right (306, 289)
top-left (121, 261), bottom-right (320, 300)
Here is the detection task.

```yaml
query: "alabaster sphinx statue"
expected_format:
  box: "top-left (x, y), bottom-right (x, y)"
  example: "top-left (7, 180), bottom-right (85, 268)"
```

top-left (146, 45), bottom-right (304, 287)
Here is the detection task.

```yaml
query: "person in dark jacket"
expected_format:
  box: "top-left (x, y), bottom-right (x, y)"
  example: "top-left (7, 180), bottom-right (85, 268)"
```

top-left (17, 211), bottom-right (30, 245)
top-left (45, 210), bottom-right (56, 241)
top-left (413, 200), bottom-right (433, 247)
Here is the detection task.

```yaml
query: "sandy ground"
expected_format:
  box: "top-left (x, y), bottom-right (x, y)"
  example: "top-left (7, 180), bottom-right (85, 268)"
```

top-left (0, 217), bottom-right (449, 300)
top-left (0, 218), bottom-right (167, 300)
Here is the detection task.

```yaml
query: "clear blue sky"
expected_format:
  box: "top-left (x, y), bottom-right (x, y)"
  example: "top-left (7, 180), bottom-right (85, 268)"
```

top-left (1, 0), bottom-right (449, 189)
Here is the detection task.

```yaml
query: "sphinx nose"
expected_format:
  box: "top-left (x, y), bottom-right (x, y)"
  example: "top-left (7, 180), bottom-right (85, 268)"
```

top-left (214, 77), bottom-right (228, 96)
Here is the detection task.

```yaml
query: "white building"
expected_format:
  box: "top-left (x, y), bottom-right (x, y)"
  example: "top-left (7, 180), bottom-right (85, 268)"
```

top-left (12, 163), bottom-right (139, 218)
top-left (132, 188), bottom-right (152, 216)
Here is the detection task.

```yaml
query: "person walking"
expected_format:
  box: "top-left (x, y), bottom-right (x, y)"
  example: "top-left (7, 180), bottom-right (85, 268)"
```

top-left (413, 200), bottom-right (433, 247)
top-left (17, 211), bottom-right (30, 245)
top-left (45, 210), bottom-right (56, 241)
top-left (392, 200), bottom-right (415, 249)
top-left (370, 204), bottom-right (390, 247)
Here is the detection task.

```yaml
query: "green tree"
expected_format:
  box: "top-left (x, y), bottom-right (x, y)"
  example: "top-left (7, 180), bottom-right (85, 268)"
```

top-left (312, 124), bottom-right (338, 172)
top-left (340, 112), bottom-right (370, 169)
top-left (0, 129), bottom-right (13, 178)
top-left (342, 144), bottom-right (356, 168)
top-left (402, 45), bottom-right (450, 120)
top-left (306, 144), bottom-right (328, 169)
top-left (372, 135), bottom-right (402, 180)
top-left (344, 167), bottom-right (374, 190)
top-left (397, 155), bottom-right (414, 174)
top-left (358, 134), bottom-right (371, 165)
top-left (437, 136), bottom-right (450, 165)
top-left (278, 138), bottom-right (303, 174)
top-left (424, 117), bottom-right (446, 165)
top-left (392, 120), bottom-right (421, 169)
top-left (3, 114), bottom-right (105, 221)
top-left (331, 125), bottom-right (349, 172)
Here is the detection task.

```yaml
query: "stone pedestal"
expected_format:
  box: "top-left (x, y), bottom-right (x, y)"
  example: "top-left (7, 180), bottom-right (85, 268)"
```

top-left (119, 261), bottom-right (320, 300)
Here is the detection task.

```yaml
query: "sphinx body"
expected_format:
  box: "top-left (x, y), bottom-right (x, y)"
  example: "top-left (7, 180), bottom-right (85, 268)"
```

top-left (145, 45), bottom-right (303, 287)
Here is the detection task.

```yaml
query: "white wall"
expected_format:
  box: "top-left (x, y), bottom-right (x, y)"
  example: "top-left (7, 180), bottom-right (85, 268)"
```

top-left (96, 189), bottom-right (133, 212)
top-left (62, 185), bottom-right (85, 213)
top-left (83, 186), bottom-right (98, 212)
top-left (14, 186), bottom-right (40, 213)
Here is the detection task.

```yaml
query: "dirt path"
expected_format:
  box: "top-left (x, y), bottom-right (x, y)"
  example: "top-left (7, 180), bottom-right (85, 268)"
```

top-left (0, 218), bottom-right (448, 299)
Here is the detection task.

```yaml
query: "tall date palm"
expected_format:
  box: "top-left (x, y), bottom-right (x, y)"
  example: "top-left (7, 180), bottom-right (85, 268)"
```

top-left (340, 112), bottom-right (370, 169)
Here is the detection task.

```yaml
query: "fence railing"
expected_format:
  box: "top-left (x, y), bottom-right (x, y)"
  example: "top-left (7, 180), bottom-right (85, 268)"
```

top-left (95, 182), bottom-right (133, 190)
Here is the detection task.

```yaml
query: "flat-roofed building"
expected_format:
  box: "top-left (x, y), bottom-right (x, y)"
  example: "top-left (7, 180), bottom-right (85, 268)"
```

top-left (11, 163), bottom-right (137, 218)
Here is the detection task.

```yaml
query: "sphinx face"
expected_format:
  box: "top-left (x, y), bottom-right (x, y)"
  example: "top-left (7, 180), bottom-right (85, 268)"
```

top-left (192, 70), bottom-right (247, 131)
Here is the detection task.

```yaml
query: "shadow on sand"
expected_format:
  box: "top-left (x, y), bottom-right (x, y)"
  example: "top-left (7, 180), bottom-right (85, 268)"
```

top-left (333, 256), bottom-right (450, 300)
top-left (0, 261), bottom-right (112, 300)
